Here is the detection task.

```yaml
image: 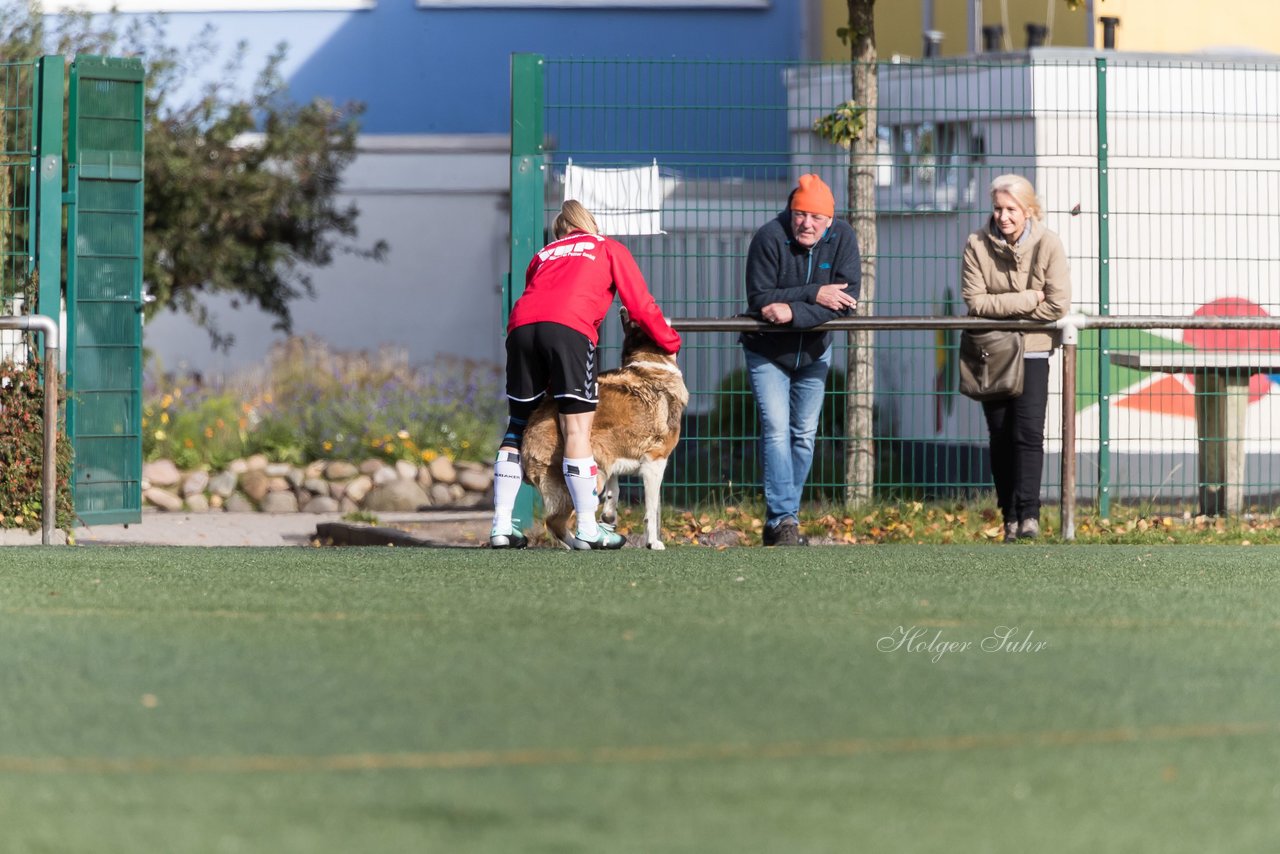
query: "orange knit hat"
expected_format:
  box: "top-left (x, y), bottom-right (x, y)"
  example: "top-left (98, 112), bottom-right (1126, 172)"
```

top-left (790, 173), bottom-right (835, 219)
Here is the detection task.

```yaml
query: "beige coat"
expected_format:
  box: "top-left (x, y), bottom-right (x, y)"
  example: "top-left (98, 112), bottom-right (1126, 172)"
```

top-left (961, 219), bottom-right (1071, 353)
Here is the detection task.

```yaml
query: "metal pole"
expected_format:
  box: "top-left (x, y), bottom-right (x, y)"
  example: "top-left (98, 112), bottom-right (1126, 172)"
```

top-left (1095, 55), bottom-right (1112, 518)
top-left (33, 57), bottom-right (65, 547)
top-left (1058, 320), bottom-right (1078, 540)
top-left (968, 0), bottom-right (983, 55)
top-left (508, 53), bottom-right (546, 315)
top-left (508, 53), bottom-right (547, 540)
top-left (42, 343), bottom-right (58, 546)
top-left (671, 315), bottom-right (1280, 333)
top-left (671, 316), bottom-right (1063, 333)
top-left (1073, 316), bottom-right (1280, 330)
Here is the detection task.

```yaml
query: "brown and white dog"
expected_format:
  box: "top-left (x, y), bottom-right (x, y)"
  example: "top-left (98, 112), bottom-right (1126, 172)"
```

top-left (521, 308), bottom-right (687, 549)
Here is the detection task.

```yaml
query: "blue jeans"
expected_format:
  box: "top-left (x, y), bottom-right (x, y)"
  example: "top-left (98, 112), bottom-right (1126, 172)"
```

top-left (745, 346), bottom-right (831, 529)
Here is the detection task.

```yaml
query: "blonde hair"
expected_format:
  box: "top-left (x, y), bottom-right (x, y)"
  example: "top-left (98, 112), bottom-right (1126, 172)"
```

top-left (553, 199), bottom-right (601, 239)
top-left (990, 174), bottom-right (1043, 222)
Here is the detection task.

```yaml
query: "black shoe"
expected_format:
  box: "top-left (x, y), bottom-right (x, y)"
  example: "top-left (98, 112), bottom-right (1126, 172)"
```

top-left (763, 521), bottom-right (808, 547)
top-left (489, 527), bottom-right (529, 549)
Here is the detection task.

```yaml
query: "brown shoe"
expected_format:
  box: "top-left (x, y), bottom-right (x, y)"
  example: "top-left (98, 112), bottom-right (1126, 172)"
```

top-left (1018, 518), bottom-right (1040, 540)
top-left (1003, 521), bottom-right (1018, 543)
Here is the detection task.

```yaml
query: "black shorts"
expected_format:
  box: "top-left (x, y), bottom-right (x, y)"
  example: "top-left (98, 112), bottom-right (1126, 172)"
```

top-left (506, 322), bottom-right (598, 414)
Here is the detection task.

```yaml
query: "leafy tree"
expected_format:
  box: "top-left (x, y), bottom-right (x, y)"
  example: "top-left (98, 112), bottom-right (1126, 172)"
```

top-left (841, 1), bottom-right (878, 507)
top-left (819, 0), bottom-right (878, 506)
top-left (2, 2), bottom-right (387, 349)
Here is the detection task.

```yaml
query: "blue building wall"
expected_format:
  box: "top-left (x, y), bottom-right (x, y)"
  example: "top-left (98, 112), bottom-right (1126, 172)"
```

top-left (144, 2), bottom-right (808, 134)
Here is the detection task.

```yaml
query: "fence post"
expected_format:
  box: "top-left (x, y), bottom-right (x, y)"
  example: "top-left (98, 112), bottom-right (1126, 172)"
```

top-left (35, 59), bottom-right (65, 544)
top-left (508, 53), bottom-right (546, 537)
top-left (1095, 55), bottom-right (1112, 518)
top-left (35, 56), bottom-right (64, 323)
top-left (509, 53), bottom-right (545, 314)
top-left (1059, 319), bottom-right (1079, 540)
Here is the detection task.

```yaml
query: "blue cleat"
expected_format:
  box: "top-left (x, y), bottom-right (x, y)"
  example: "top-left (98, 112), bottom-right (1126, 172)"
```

top-left (567, 524), bottom-right (625, 550)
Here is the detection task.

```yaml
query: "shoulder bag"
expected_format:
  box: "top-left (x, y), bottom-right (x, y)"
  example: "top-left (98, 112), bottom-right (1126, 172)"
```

top-left (958, 328), bottom-right (1024, 401)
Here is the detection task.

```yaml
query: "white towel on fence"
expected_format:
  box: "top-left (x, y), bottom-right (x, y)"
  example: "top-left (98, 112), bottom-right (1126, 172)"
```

top-left (563, 158), bottom-right (668, 235)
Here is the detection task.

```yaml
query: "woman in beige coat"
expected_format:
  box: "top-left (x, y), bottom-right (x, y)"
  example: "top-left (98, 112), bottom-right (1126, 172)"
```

top-left (962, 174), bottom-right (1071, 542)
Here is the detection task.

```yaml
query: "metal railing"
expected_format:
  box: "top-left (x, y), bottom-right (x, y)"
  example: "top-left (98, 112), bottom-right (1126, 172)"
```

top-left (671, 314), bottom-right (1280, 541)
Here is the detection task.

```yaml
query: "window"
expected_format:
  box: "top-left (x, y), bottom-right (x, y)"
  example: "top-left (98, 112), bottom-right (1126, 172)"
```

top-left (881, 121), bottom-right (984, 212)
top-left (49, 1), bottom-right (373, 12)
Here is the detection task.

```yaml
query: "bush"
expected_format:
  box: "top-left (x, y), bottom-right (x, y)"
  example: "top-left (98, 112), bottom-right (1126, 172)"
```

top-left (144, 386), bottom-right (249, 471)
top-left (0, 359), bottom-right (74, 531)
top-left (144, 336), bottom-right (506, 468)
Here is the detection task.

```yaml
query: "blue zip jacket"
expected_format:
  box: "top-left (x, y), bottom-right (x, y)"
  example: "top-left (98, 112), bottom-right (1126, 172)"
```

top-left (739, 211), bottom-right (862, 370)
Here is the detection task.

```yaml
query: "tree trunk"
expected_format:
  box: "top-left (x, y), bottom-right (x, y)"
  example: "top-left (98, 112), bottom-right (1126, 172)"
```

top-left (845, 0), bottom-right (878, 506)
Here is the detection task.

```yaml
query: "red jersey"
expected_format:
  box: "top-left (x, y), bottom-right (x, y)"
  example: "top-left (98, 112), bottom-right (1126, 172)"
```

top-left (509, 231), bottom-right (681, 354)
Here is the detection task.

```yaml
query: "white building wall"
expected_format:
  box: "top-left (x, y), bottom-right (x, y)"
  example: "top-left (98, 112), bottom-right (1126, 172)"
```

top-left (786, 52), bottom-right (1280, 498)
top-left (144, 134), bottom-right (510, 377)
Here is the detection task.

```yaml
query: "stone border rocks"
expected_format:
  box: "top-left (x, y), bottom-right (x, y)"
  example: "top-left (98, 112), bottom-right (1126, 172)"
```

top-left (142, 455), bottom-right (493, 514)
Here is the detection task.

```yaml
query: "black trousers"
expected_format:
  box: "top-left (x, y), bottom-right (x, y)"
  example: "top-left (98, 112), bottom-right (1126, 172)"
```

top-left (981, 358), bottom-right (1050, 524)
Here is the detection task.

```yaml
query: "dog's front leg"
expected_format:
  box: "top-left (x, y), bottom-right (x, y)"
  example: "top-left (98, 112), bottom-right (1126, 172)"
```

top-left (638, 457), bottom-right (669, 550)
top-left (599, 473), bottom-right (620, 527)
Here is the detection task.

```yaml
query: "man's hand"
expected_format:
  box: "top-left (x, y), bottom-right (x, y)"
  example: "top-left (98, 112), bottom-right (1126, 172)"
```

top-left (816, 284), bottom-right (858, 312)
top-left (762, 302), bottom-right (793, 324)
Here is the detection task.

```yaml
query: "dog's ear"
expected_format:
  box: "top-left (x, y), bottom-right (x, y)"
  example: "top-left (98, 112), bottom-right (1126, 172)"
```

top-left (619, 306), bottom-right (631, 326)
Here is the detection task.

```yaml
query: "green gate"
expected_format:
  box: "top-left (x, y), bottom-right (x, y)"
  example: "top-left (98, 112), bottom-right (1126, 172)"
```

top-left (65, 56), bottom-right (146, 525)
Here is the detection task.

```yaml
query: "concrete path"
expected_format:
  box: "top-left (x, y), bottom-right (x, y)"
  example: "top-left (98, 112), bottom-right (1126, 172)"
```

top-left (69, 510), bottom-right (492, 547)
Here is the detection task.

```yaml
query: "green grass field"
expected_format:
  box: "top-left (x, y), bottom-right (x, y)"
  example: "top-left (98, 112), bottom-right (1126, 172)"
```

top-left (2, 545), bottom-right (1278, 852)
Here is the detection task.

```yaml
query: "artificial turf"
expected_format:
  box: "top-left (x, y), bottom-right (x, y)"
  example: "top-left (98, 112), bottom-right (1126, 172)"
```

top-left (0, 545), bottom-right (1277, 852)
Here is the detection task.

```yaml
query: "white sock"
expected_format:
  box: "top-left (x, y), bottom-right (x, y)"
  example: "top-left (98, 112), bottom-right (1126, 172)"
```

top-left (563, 456), bottom-right (600, 540)
top-left (491, 449), bottom-right (522, 532)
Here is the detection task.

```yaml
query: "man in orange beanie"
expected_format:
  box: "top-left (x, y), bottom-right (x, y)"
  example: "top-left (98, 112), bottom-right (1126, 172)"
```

top-left (740, 173), bottom-right (861, 546)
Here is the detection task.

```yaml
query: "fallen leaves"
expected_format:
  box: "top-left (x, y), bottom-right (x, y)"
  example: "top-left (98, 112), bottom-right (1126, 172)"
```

top-left (602, 500), bottom-right (1280, 548)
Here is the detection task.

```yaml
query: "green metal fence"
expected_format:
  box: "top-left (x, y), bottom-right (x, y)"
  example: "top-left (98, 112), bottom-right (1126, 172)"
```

top-left (510, 52), bottom-right (1280, 516)
top-left (0, 60), bottom-right (37, 349)
top-left (1, 57), bottom-right (66, 347)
